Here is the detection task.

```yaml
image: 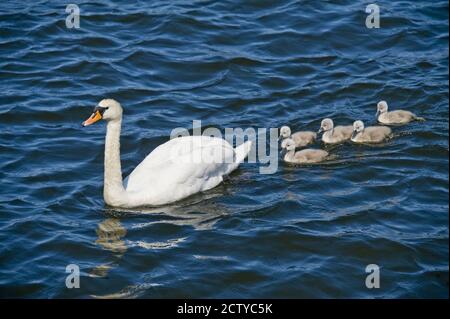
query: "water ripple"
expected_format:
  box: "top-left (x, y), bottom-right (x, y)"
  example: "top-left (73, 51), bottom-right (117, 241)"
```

top-left (0, 0), bottom-right (448, 298)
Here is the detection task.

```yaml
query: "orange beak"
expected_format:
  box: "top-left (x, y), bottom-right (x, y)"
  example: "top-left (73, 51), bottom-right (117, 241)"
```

top-left (82, 110), bottom-right (102, 127)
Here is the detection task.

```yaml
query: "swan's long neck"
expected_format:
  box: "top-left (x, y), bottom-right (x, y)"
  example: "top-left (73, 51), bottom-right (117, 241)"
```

top-left (103, 119), bottom-right (128, 206)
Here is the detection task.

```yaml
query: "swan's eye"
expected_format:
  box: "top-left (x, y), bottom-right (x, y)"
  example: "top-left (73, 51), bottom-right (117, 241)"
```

top-left (94, 106), bottom-right (109, 115)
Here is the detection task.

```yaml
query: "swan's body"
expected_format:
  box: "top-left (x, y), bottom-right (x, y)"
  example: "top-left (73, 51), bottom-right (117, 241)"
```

top-left (351, 120), bottom-right (392, 144)
top-left (83, 99), bottom-right (252, 208)
top-left (279, 126), bottom-right (316, 148)
top-left (282, 139), bottom-right (328, 164)
top-left (122, 135), bottom-right (251, 206)
top-left (376, 101), bottom-right (425, 125)
top-left (318, 118), bottom-right (353, 144)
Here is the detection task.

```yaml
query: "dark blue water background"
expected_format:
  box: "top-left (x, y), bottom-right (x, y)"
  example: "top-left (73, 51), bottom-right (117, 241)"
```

top-left (0, 0), bottom-right (448, 298)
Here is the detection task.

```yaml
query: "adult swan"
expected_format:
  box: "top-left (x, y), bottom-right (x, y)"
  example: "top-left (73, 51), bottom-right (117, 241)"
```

top-left (82, 99), bottom-right (252, 208)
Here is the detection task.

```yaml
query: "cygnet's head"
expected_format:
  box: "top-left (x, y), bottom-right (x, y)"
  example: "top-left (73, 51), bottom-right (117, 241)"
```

top-left (82, 99), bottom-right (123, 126)
top-left (376, 101), bottom-right (388, 117)
top-left (353, 120), bottom-right (365, 133)
top-left (282, 138), bottom-right (296, 151)
top-left (318, 118), bottom-right (334, 133)
top-left (279, 126), bottom-right (292, 139)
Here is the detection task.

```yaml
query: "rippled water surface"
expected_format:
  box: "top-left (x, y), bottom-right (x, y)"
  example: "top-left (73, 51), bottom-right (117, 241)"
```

top-left (0, 0), bottom-right (448, 298)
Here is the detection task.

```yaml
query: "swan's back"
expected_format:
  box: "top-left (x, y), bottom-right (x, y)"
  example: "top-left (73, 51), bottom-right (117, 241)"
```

top-left (124, 136), bottom-right (251, 205)
top-left (322, 125), bottom-right (353, 143)
top-left (364, 126), bottom-right (392, 141)
top-left (353, 126), bottom-right (392, 143)
top-left (290, 131), bottom-right (317, 147)
top-left (335, 125), bottom-right (353, 138)
top-left (295, 149), bottom-right (328, 163)
top-left (379, 110), bottom-right (416, 124)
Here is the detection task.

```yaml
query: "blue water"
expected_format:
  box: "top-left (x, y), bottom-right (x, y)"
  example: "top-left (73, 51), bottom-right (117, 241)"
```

top-left (0, 0), bottom-right (448, 298)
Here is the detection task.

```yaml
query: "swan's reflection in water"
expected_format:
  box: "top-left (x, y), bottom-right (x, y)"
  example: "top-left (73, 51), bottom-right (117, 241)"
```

top-left (89, 191), bottom-right (229, 293)
top-left (95, 218), bottom-right (127, 254)
top-left (114, 190), bottom-right (230, 228)
top-left (127, 197), bottom-right (229, 231)
top-left (89, 218), bottom-right (127, 279)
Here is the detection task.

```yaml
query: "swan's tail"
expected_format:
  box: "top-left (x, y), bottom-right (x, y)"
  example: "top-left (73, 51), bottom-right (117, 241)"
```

top-left (234, 140), bottom-right (252, 164)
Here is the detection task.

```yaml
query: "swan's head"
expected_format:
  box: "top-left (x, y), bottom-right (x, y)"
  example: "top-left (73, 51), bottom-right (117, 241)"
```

top-left (376, 101), bottom-right (388, 117)
top-left (318, 118), bottom-right (334, 134)
top-left (279, 126), bottom-right (291, 139)
top-left (352, 120), bottom-right (365, 137)
top-left (282, 138), bottom-right (296, 151)
top-left (82, 99), bottom-right (123, 126)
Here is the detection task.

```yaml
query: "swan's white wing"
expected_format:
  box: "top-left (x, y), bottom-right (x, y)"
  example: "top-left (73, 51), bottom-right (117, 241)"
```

top-left (123, 136), bottom-right (238, 205)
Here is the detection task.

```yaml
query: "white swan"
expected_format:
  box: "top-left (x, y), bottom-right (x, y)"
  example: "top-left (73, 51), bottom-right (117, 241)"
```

top-left (82, 99), bottom-right (252, 208)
